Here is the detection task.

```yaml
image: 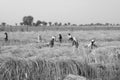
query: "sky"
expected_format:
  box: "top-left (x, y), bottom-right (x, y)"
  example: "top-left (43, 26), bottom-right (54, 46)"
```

top-left (0, 0), bottom-right (120, 25)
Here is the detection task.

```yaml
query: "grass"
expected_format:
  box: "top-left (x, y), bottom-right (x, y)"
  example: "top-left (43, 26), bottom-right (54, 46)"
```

top-left (0, 30), bottom-right (120, 45)
top-left (0, 30), bottom-right (120, 80)
top-left (0, 56), bottom-right (97, 80)
top-left (1, 25), bottom-right (120, 32)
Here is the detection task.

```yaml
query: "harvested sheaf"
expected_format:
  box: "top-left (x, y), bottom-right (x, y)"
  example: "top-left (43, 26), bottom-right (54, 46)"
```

top-left (0, 56), bottom-right (97, 80)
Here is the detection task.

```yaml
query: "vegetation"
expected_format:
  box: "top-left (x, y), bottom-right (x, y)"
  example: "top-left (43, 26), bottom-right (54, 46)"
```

top-left (0, 30), bottom-right (119, 80)
top-left (1, 15), bottom-right (120, 27)
top-left (1, 22), bottom-right (6, 26)
top-left (1, 16), bottom-right (120, 80)
top-left (22, 16), bottom-right (34, 26)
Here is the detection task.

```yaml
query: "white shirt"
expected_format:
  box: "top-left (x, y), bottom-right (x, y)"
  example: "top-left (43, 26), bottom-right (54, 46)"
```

top-left (68, 35), bottom-right (72, 38)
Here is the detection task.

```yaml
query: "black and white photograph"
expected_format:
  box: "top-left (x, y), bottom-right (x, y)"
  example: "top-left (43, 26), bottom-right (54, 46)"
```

top-left (0, 0), bottom-right (120, 80)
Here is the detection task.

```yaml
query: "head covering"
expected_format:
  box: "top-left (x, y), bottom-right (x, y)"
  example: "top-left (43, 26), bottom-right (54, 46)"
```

top-left (52, 36), bottom-right (55, 39)
top-left (91, 39), bottom-right (95, 42)
top-left (68, 33), bottom-right (72, 38)
top-left (68, 33), bottom-right (71, 35)
top-left (4, 32), bottom-right (7, 34)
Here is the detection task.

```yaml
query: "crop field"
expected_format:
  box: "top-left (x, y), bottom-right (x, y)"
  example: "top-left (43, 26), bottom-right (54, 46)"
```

top-left (1, 25), bottom-right (120, 32)
top-left (0, 29), bottom-right (120, 80)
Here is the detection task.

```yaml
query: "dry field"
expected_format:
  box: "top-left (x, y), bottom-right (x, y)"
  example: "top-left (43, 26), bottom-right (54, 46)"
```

top-left (0, 30), bottom-right (120, 80)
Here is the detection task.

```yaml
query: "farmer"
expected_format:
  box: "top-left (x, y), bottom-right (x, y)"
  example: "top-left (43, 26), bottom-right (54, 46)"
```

top-left (68, 33), bottom-right (73, 41)
top-left (58, 34), bottom-right (62, 43)
top-left (49, 36), bottom-right (55, 47)
top-left (37, 34), bottom-right (42, 43)
top-left (72, 37), bottom-right (79, 48)
top-left (4, 32), bottom-right (8, 42)
top-left (88, 39), bottom-right (97, 49)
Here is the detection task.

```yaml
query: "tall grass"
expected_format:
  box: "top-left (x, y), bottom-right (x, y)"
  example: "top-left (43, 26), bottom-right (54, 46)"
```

top-left (1, 45), bottom-right (120, 80)
top-left (0, 31), bottom-right (120, 80)
top-left (1, 43), bottom-right (120, 80)
top-left (89, 46), bottom-right (120, 80)
top-left (0, 56), bottom-right (96, 80)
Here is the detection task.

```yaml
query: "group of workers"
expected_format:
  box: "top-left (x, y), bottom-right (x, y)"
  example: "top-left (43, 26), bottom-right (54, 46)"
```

top-left (4, 32), bottom-right (97, 49)
top-left (48, 33), bottom-right (97, 49)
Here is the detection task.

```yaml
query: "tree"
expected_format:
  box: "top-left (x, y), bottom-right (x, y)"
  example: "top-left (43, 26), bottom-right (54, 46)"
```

top-left (105, 23), bottom-right (109, 26)
top-left (116, 24), bottom-right (120, 26)
top-left (36, 20), bottom-right (42, 26)
top-left (15, 23), bottom-right (18, 26)
top-left (42, 21), bottom-right (47, 26)
top-left (33, 23), bottom-right (36, 26)
top-left (95, 23), bottom-right (103, 26)
top-left (68, 22), bottom-right (71, 26)
top-left (72, 24), bottom-right (77, 26)
top-left (48, 22), bottom-right (52, 26)
top-left (22, 16), bottom-right (34, 26)
top-left (58, 22), bottom-right (62, 26)
top-left (1, 22), bottom-right (6, 26)
top-left (90, 23), bottom-right (94, 26)
top-left (79, 24), bottom-right (83, 26)
top-left (20, 22), bottom-right (24, 26)
top-left (54, 22), bottom-right (58, 26)
top-left (64, 23), bottom-right (68, 26)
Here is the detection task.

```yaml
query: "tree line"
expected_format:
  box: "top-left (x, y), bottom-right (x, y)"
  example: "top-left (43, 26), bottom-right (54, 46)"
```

top-left (19, 16), bottom-right (71, 26)
top-left (1, 15), bottom-right (120, 27)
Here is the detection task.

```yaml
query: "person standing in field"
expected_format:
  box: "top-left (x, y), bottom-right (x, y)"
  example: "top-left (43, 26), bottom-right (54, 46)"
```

top-left (58, 34), bottom-right (62, 43)
top-left (4, 32), bottom-right (8, 42)
top-left (72, 37), bottom-right (79, 48)
top-left (88, 39), bottom-right (97, 49)
top-left (68, 33), bottom-right (73, 41)
top-left (37, 34), bottom-right (42, 43)
top-left (49, 36), bottom-right (55, 47)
